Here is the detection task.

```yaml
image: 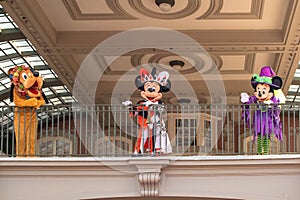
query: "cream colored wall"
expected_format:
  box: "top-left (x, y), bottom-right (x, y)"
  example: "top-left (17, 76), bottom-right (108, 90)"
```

top-left (0, 156), bottom-right (300, 200)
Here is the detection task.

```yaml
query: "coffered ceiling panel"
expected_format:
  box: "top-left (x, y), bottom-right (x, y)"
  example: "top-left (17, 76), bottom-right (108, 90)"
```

top-left (35, 0), bottom-right (289, 30)
top-left (74, 0), bottom-right (114, 14)
top-left (62, 0), bottom-right (136, 20)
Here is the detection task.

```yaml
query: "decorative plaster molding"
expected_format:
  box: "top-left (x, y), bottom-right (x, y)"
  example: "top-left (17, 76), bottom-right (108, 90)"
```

top-left (129, 158), bottom-right (169, 197)
top-left (54, 44), bottom-right (287, 56)
top-left (138, 172), bottom-right (160, 197)
top-left (130, 53), bottom-right (145, 67)
top-left (128, 0), bottom-right (200, 20)
top-left (197, 0), bottom-right (264, 19)
top-left (62, 0), bottom-right (137, 20)
top-left (276, 0), bottom-right (300, 91)
top-left (218, 53), bottom-right (255, 74)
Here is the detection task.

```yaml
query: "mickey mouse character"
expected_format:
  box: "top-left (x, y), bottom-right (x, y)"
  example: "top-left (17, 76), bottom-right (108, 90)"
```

top-left (241, 66), bottom-right (285, 155)
top-left (8, 65), bottom-right (48, 157)
top-left (123, 67), bottom-right (172, 155)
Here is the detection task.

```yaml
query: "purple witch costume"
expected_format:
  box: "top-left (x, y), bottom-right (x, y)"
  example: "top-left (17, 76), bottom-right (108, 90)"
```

top-left (242, 95), bottom-right (282, 141)
top-left (241, 66), bottom-right (284, 154)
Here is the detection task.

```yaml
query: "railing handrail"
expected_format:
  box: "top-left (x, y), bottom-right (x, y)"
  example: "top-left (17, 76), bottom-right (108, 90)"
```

top-left (1, 103), bottom-right (299, 157)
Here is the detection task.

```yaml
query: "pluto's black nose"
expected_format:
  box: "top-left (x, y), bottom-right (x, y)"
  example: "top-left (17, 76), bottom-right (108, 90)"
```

top-left (33, 71), bottom-right (39, 77)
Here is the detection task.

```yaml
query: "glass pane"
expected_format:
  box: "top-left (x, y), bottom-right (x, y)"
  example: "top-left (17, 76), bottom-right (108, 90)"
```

top-left (56, 140), bottom-right (71, 155)
top-left (39, 140), bottom-right (54, 155)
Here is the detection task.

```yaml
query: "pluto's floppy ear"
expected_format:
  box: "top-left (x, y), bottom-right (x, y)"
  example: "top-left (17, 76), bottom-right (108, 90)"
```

top-left (10, 84), bottom-right (14, 103)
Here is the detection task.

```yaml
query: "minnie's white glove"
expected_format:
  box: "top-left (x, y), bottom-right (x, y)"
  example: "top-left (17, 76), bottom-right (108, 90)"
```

top-left (122, 100), bottom-right (132, 106)
top-left (144, 100), bottom-right (153, 106)
top-left (240, 93), bottom-right (250, 103)
top-left (264, 100), bottom-right (273, 105)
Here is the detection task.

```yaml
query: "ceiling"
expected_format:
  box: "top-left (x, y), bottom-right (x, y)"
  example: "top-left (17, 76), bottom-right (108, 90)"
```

top-left (1, 0), bottom-right (300, 105)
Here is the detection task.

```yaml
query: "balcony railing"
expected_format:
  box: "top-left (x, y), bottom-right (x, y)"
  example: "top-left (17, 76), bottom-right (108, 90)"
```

top-left (0, 104), bottom-right (300, 157)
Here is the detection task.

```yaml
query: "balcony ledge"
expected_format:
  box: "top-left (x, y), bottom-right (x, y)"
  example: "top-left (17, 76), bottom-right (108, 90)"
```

top-left (1, 155), bottom-right (300, 200)
top-left (1, 154), bottom-right (300, 173)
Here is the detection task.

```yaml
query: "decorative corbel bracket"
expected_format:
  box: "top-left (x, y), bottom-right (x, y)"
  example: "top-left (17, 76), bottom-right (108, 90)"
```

top-left (129, 158), bottom-right (170, 197)
top-left (138, 171), bottom-right (160, 196)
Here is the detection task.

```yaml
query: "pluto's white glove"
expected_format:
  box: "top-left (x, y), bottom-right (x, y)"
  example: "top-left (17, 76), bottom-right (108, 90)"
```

top-left (122, 100), bottom-right (132, 106)
top-left (240, 93), bottom-right (250, 103)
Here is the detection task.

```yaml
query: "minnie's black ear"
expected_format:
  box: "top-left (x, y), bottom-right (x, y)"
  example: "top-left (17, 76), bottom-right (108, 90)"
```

top-left (250, 77), bottom-right (257, 90)
top-left (135, 76), bottom-right (144, 90)
top-left (10, 84), bottom-right (14, 102)
top-left (160, 80), bottom-right (171, 93)
top-left (272, 76), bottom-right (283, 89)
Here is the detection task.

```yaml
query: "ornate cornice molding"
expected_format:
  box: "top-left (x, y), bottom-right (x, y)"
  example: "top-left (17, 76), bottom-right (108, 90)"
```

top-left (54, 43), bottom-right (287, 55)
top-left (275, 0), bottom-right (300, 92)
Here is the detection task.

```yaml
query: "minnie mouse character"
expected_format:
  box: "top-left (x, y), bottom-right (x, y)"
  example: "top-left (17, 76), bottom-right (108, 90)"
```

top-left (123, 67), bottom-right (172, 155)
top-left (241, 66), bottom-right (285, 155)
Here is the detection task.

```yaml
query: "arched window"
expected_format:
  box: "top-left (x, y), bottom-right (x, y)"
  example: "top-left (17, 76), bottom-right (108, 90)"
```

top-left (93, 136), bottom-right (133, 157)
top-left (37, 130), bottom-right (77, 156)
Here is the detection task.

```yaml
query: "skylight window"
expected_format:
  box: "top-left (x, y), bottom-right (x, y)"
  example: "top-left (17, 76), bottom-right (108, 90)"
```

top-left (0, 22), bottom-right (14, 29)
top-left (39, 69), bottom-right (56, 79)
top-left (11, 58), bottom-right (26, 65)
top-left (24, 55), bottom-right (45, 66)
top-left (286, 95), bottom-right (295, 101)
top-left (0, 5), bottom-right (77, 108)
top-left (294, 96), bottom-right (300, 102)
top-left (288, 85), bottom-right (299, 93)
top-left (52, 86), bottom-right (68, 94)
top-left (49, 98), bottom-right (61, 105)
top-left (3, 48), bottom-right (16, 55)
top-left (0, 60), bottom-right (14, 70)
top-left (0, 42), bottom-right (11, 49)
top-left (293, 69), bottom-right (300, 77)
top-left (11, 39), bottom-right (36, 53)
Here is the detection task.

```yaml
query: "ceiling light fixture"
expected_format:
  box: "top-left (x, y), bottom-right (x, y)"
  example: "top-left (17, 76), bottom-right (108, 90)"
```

top-left (155, 0), bottom-right (175, 12)
top-left (169, 60), bottom-right (184, 70)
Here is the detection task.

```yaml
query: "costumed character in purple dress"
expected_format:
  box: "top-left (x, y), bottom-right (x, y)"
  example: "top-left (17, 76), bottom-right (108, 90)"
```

top-left (241, 66), bottom-right (285, 155)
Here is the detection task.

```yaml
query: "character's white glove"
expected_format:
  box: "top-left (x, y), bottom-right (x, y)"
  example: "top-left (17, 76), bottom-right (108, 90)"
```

top-left (144, 100), bottom-right (153, 106)
top-left (264, 100), bottom-right (273, 105)
top-left (240, 92), bottom-right (250, 103)
top-left (122, 100), bottom-right (132, 106)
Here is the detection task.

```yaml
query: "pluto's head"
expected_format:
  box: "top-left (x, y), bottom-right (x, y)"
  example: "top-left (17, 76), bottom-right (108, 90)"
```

top-left (8, 65), bottom-right (44, 99)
